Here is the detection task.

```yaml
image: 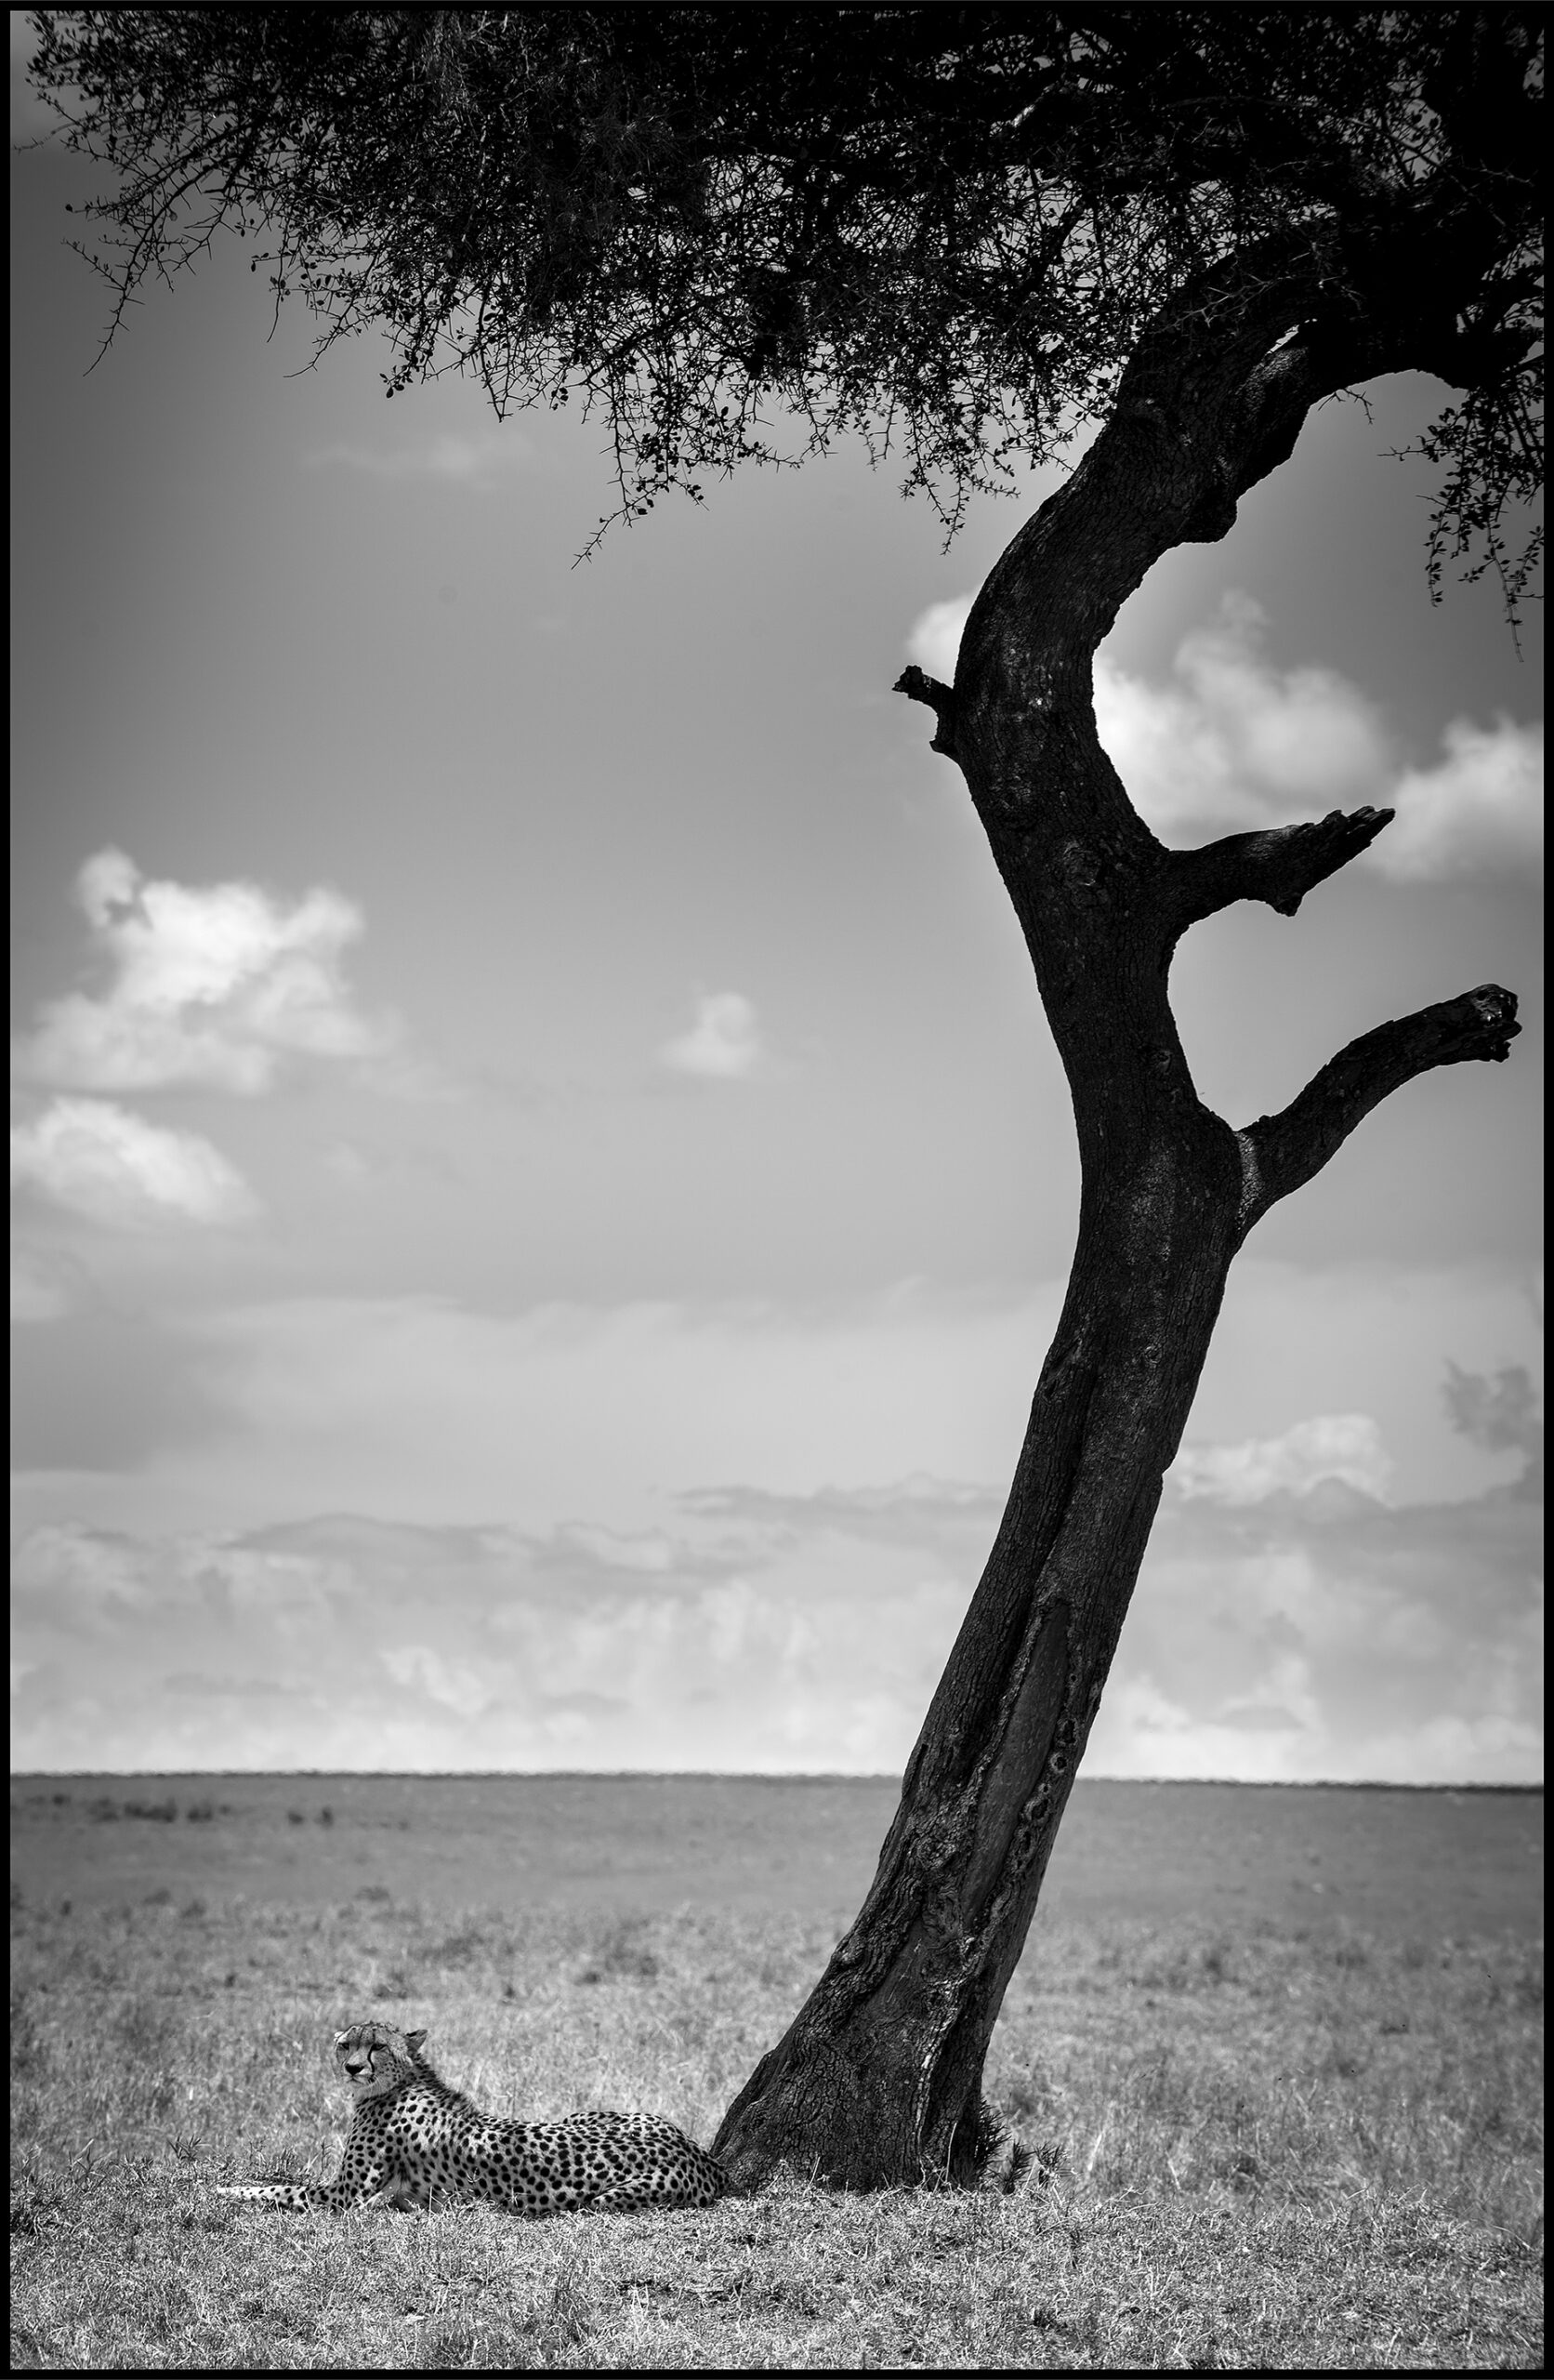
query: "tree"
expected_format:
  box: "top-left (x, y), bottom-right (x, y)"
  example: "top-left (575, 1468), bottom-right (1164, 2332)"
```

top-left (28, 5), bottom-right (1538, 2191)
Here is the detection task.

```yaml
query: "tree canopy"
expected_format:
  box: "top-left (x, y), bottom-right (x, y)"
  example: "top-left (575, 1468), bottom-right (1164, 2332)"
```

top-left (29, 6), bottom-right (1543, 597)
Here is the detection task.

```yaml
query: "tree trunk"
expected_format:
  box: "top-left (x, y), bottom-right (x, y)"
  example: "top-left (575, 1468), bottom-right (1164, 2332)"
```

top-left (713, 231), bottom-right (1520, 2193)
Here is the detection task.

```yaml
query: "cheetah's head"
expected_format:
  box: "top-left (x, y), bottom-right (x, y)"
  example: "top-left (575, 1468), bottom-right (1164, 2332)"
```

top-left (334, 2020), bottom-right (428, 2098)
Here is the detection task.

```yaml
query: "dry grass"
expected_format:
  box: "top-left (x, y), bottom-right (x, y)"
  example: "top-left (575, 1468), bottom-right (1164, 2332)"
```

top-left (9, 1884), bottom-right (1542, 2369)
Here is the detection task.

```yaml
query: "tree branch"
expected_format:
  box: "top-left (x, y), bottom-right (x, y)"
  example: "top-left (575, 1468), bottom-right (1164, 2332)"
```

top-left (1238, 985), bottom-right (1520, 1230)
top-left (1168, 804), bottom-right (1395, 927)
top-left (894, 663), bottom-right (958, 759)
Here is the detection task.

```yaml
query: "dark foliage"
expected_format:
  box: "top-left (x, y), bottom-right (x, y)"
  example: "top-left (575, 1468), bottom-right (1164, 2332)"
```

top-left (27, 7), bottom-right (1542, 599)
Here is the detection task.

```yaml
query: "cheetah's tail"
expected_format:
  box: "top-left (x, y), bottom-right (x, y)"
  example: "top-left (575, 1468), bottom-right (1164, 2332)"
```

top-left (216, 2180), bottom-right (324, 2209)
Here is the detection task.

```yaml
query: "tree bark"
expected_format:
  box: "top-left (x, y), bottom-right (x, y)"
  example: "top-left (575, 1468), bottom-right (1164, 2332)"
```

top-left (712, 227), bottom-right (1521, 2193)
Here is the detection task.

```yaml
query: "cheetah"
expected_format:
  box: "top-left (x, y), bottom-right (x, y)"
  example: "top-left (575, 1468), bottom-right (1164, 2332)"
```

top-left (216, 2020), bottom-right (730, 2215)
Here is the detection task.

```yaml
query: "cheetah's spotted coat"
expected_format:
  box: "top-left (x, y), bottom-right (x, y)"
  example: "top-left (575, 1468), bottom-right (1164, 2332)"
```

top-left (216, 2020), bottom-right (730, 2215)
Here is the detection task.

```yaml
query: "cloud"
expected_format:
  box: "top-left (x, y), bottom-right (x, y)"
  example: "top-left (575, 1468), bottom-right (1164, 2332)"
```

top-left (10, 1097), bottom-right (259, 1229)
top-left (305, 431), bottom-right (533, 487)
top-left (1377, 715), bottom-right (1544, 880)
top-left (903, 590), bottom-right (1542, 880)
top-left (12, 1523), bottom-right (161, 1615)
top-left (163, 1673), bottom-right (296, 1699)
top-left (1444, 1362), bottom-right (1541, 1455)
top-left (12, 1261), bottom-right (1535, 1551)
top-left (540, 1524), bottom-right (684, 1578)
top-left (9, 1438), bottom-right (1540, 1778)
top-left (682, 1475), bottom-right (1003, 1558)
top-left (12, 848), bottom-right (398, 1096)
top-left (1096, 597), bottom-right (1543, 879)
top-left (1443, 1361), bottom-right (1543, 1500)
top-left (1090, 1474), bottom-right (1542, 1783)
top-left (1093, 594), bottom-right (1391, 833)
top-left (39, 1280), bottom-right (1060, 1533)
top-left (8, 1506), bottom-right (964, 1772)
top-left (10, 1243), bottom-right (92, 1323)
top-left (904, 597), bottom-right (975, 686)
top-left (1167, 1412), bottom-right (1394, 1506)
top-left (658, 991), bottom-right (763, 1079)
top-left (381, 1642), bottom-right (507, 1721)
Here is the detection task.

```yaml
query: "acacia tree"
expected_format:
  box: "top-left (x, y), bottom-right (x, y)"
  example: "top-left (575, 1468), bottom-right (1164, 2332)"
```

top-left (29, 6), bottom-right (1539, 2189)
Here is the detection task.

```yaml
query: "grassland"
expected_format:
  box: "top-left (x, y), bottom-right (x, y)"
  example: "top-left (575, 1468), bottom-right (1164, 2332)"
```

top-left (9, 1795), bottom-right (1542, 2371)
top-left (10, 1773), bottom-right (1540, 1941)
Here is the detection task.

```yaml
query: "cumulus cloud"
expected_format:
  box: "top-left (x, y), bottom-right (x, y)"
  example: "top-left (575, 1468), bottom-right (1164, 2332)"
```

top-left (9, 1506), bottom-right (964, 1773)
top-left (658, 990), bottom-right (763, 1079)
top-left (1092, 1474), bottom-right (1542, 1783)
top-left (1093, 595), bottom-right (1391, 832)
top-left (902, 589), bottom-right (1542, 880)
top-left (12, 1522), bottom-right (161, 1614)
top-left (381, 1642), bottom-right (507, 1720)
top-left (904, 596), bottom-right (975, 686)
top-left (9, 1414), bottom-right (1541, 1778)
top-left (10, 1265), bottom-right (1538, 1773)
top-left (1378, 715), bottom-right (1544, 880)
top-left (1167, 1412), bottom-right (1394, 1506)
top-left (12, 847), bottom-right (397, 1096)
top-left (1096, 598), bottom-right (1543, 879)
top-left (10, 1097), bottom-right (259, 1229)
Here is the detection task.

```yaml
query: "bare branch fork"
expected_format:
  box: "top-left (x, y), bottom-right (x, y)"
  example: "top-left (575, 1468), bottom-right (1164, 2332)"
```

top-left (894, 681), bottom-right (1524, 1236)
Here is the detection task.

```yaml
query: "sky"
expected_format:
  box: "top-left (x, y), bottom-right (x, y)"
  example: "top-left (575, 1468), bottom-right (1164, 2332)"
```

top-left (9, 25), bottom-right (1543, 1781)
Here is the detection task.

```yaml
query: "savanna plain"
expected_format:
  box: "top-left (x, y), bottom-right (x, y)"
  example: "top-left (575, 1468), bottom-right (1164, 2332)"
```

top-left (9, 1775), bottom-right (1543, 2371)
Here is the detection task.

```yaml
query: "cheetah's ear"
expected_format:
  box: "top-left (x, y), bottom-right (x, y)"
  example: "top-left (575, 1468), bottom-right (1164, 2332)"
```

top-left (405, 2029), bottom-right (428, 2053)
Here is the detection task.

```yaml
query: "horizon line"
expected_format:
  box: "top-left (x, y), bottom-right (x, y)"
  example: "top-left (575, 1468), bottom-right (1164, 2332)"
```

top-left (9, 1768), bottom-right (1542, 1792)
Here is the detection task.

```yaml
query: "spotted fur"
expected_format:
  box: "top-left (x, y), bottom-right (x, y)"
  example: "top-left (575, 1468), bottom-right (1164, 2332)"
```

top-left (216, 2020), bottom-right (730, 2215)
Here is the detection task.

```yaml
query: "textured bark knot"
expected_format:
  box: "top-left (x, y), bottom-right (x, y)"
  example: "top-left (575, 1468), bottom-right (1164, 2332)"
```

top-left (1059, 840), bottom-right (1099, 889)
